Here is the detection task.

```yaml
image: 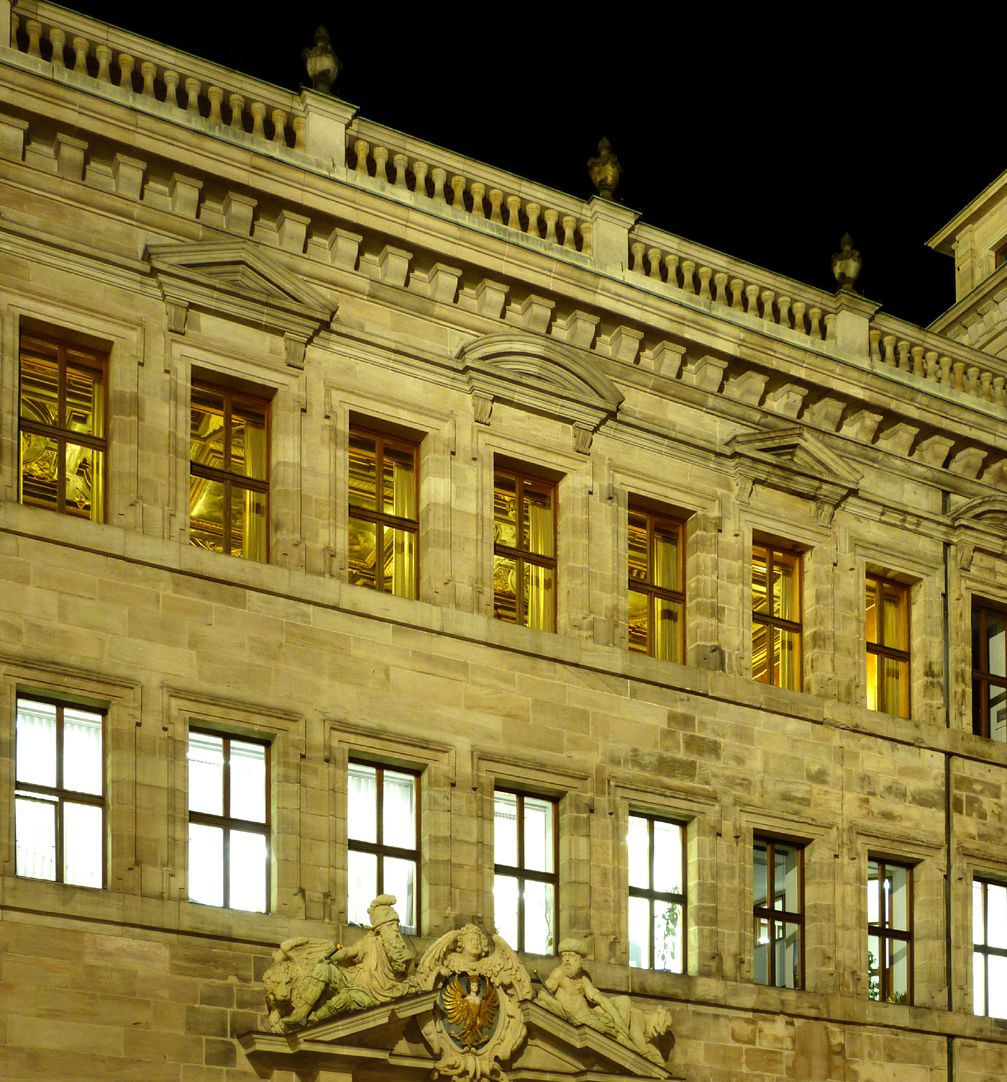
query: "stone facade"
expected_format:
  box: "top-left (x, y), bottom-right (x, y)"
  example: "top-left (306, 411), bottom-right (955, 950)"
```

top-left (1, 2), bottom-right (1007, 1080)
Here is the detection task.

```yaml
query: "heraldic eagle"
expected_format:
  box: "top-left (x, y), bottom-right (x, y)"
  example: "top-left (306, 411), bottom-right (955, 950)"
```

top-left (441, 974), bottom-right (499, 1050)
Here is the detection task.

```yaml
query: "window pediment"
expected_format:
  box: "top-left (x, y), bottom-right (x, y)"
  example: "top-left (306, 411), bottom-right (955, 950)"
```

top-left (147, 241), bottom-right (336, 367)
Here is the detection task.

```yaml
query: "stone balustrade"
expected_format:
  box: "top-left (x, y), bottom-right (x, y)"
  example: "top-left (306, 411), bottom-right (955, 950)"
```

top-left (9, 1), bottom-right (302, 149)
top-left (346, 120), bottom-right (592, 255)
top-left (869, 314), bottom-right (1007, 408)
top-left (628, 225), bottom-right (837, 345)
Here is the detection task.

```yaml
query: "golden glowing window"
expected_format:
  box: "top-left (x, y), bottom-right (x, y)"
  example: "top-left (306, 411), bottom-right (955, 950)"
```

top-left (493, 468), bottom-right (556, 631)
top-left (628, 508), bottom-right (684, 662)
top-left (189, 384), bottom-right (269, 561)
top-left (865, 576), bottom-right (910, 717)
top-left (19, 333), bottom-right (106, 521)
top-left (752, 545), bottom-right (802, 690)
top-left (348, 430), bottom-right (418, 599)
top-left (972, 602), bottom-right (1007, 742)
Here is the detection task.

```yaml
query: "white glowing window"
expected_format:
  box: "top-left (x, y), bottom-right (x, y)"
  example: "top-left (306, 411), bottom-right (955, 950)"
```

top-left (187, 730), bottom-right (269, 912)
top-left (493, 789), bottom-right (556, 953)
top-left (973, 878), bottom-right (1007, 1018)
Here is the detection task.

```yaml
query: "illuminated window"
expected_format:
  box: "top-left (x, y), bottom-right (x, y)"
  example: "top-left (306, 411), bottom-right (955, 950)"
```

top-left (867, 859), bottom-right (912, 1003)
top-left (18, 332), bottom-right (106, 521)
top-left (628, 508), bottom-right (684, 662)
top-left (628, 814), bottom-right (685, 972)
top-left (189, 384), bottom-right (269, 560)
top-left (752, 544), bottom-right (802, 689)
top-left (866, 577), bottom-right (910, 717)
top-left (347, 762), bottom-right (419, 934)
top-left (494, 789), bottom-right (557, 953)
top-left (493, 468), bottom-right (556, 631)
top-left (753, 838), bottom-right (803, 988)
top-left (972, 602), bottom-right (1007, 741)
top-left (973, 877), bottom-right (1007, 1018)
top-left (188, 730), bottom-right (269, 912)
top-left (348, 429), bottom-right (418, 599)
top-left (14, 697), bottom-right (104, 887)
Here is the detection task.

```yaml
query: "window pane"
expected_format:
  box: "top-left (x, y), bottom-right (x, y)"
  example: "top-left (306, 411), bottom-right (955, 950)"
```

top-left (776, 628), bottom-right (801, 691)
top-left (188, 732), bottom-right (224, 816)
top-left (348, 516), bottom-right (379, 589)
top-left (63, 801), bottom-right (102, 888)
top-left (627, 815), bottom-right (650, 890)
top-left (974, 949), bottom-right (986, 1016)
top-left (65, 443), bottom-right (99, 519)
top-left (382, 770), bottom-right (416, 849)
top-left (654, 598), bottom-right (682, 663)
top-left (752, 547), bottom-right (769, 615)
top-left (522, 796), bottom-right (554, 873)
top-left (754, 917), bottom-right (770, 985)
top-left (65, 363), bottom-right (102, 436)
top-left (881, 656), bottom-right (908, 717)
top-left (188, 822), bottom-right (224, 906)
top-left (20, 351), bottom-right (59, 422)
top-left (229, 830), bottom-right (267, 912)
top-left (190, 394), bottom-right (226, 469)
top-left (15, 795), bottom-right (56, 880)
top-left (752, 622), bottom-right (770, 684)
top-left (230, 740), bottom-right (266, 823)
top-left (62, 707), bottom-right (103, 796)
top-left (349, 434), bottom-right (378, 510)
top-left (348, 762), bottom-right (377, 843)
top-left (494, 791), bottom-right (518, 868)
top-left (652, 819), bottom-right (683, 894)
top-left (492, 554), bottom-right (518, 623)
top-left (653, 522), bottom-right (680, 591)
top-left (16, 699), bottom-right (57, 787)
top-left (987, 612), bottom-right (1006, 678)
top-left (974, 880), bottom-right (985, 945)
top-left (754, 845), bottom-right (768, 910)
top-left (493, 873), bottom-right (519, 948)
top-left (882, 589), bottom-right (906, 649)
top-left (347, 849), bottom-right (376, 926)
top-left (989, 954), bottom-right (1007, 1018)
top-left (866, 652), bottom-right (879, 712)
top-left (890, 937), bottom-right (910, 999)
top-left (990, 685), bottom-right (1007, 742)
top-left (382, 444), bottom-right (416, 519)
top-left (629, 895), bottom-right (650, 968)
top-left (777, 921), bottom-right (801, 989)
top-left (493, 475), bottom-right (518, 549)
top-left (887, 865), bottom-right (910, 930)
top-left (628, 513), bottom-right (649, 582)
top-left (229, 486), bottom-right (266, 561)
top-left (988, 882), bottom-right (1007, 948)
top-left (523, 878), bottom-right (555, 954)
top-left (523, 562), bottom-right (554, 631)
top-left (383, 856), bottom-right (416, 933)
top-left (231, 402), bottom-right (267, 480)
top-left (189, 475), bottom-right (226, 553)
top-left (774, 844), bottom-right (800, 913)
top-left (20, 431), bottom-right (59, 508)
top-left (772, 555), bottom-right (798, 620)
top-left (627, 589), bottom-right (649, 655)
top-left (867, 861), bottom-right (881, 923)
top-left (654, 899), bottom-right (683, 973)
top-left (867, 933), bottom-right (881, 1000)
top-left (521, 481), bottom-right (554, 557)
top-left (865, 580), bottom-right (879, 645)
top-left (385, 526), bottom-right (417, 599)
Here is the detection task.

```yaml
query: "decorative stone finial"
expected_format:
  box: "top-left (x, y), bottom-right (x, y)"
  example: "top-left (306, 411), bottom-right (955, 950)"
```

top-left (588, 138), bottom-right (621, 200)
top-left (832, 233), bottom-right (862, 291)
top-left (303, 26), bottom-right (340, 94)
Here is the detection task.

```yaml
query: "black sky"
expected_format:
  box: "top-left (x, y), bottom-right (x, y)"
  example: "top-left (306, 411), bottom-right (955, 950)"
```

top-left (68, 3), bottom-right (1004, 328)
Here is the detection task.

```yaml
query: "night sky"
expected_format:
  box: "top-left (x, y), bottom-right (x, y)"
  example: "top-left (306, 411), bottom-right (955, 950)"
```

top-left (67, 3), bottom-right (1004, 329)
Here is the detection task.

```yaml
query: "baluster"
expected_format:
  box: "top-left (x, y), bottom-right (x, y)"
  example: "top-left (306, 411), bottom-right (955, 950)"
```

top-left (26, 19), bottom-right (43, 59)
top-left (392, 152), bottom-right (408, 188)
top-left (543, 208), bottom-right (559, 242)
top-left (579, 221), bottom-right (592, 255)
top-left (469, 181), bottom-right (486, 217)
top-left (966, 366), bottom-right (980, 395)
top-left (525, 202), bottom-right (541, 237)
top-left (72, 36), bottom-right (90, 75)
top-left (49, 27), bottom-right (66, 68)
top-left (939, 356), bottom-right (952, 384)
top-left (450, 175), bottom-right (467, 210)
top-left (698, 266), bottom-right (713, 300)
top-left (353, 138), bottom-right (369, 174)
top-left (372, 144), bottom-right (388, 179)
top-left (896, 341), bottom-right (910, 369)
top-left (680, 259), bottom-right (696, 293)
top-left (993, 375), bottom-right (1006, 405)
top-left (924, 350), bottom-right (939, 382)
top-left (413, 160), bottom-right (429, 197)
top-left (760, 289), bottom-right (775, 321)
top-left (561, 215), bottom-right (577, 249)
top-left (744, 283), bottom-right (760, 314)
top-left (207, 86), bottom-right (223, 122)
top-left (250, 101), bottom-right (266, 137)
top-left (185, 76), bottom-right (201, 114)
top-left (791, 300), bottom-right (806, 333)
top-left (952, 360), bottom-right (966, 389)
top-left (430, 166), bottom-right (447, 202)
top-left (96, 45), bottom-right (113, 83)
top-left (118, 52), bottom-right (135, 90)
top-left (292, 116), bottom-right (305, 151)
top-left (911, 344), bottom-right (925, 376)
top-left (730, 278), bottom-right (745, 311)
top-left (778, 295), bottom-right (792, 328)
top-left (229, 93), bottom-right (245, 130)
top-left (808, 307), bottom-right (823, 338)
top-left (630, 241), bottom-right (645, 273)
top-left (714, 272), bottom-right (729, 305)
top-left (980, 371), bottom-right (993, 400)
top-left (868, 328), bottom-right (881, 362)
top-left (489, 190), bottom-right (504, 224)
top-left (647, 248), bottom-right (663, 280)
top-left (11, 13), bottom-right (18, 48)
top-left (881, 334), bottom-right (896, 365)
top-left (163, 70), bottom-right (179, 107)
top-left (824, 313), bottom-right (836, 340)
top-left (664, 253), bottom-right (680, 288)
top-left (138, 60), bottom-right (156, 98)
top-left (271, 110), bottom-right (289, 146)
top-left (505, 195), bottom-right (521, 229)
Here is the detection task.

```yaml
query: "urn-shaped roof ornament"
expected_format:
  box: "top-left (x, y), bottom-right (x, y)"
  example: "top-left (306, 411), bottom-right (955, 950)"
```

top-left (588, 138), bottom-right (621, 201)
top-left (831, 233), bottom-right (862, 292)
top-left (304, 26), bottom-right (340, 94)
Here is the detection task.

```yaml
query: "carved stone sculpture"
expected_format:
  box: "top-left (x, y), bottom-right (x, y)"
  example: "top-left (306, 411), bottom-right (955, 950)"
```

top-left (587, 138), bottom-right (621, 200)
top-left (417, 923), bottom-right (533, 1080)
top-left (536, 939), bottom-right (674, 1066)
top-left (262, 894), bottom-right (417, 1031)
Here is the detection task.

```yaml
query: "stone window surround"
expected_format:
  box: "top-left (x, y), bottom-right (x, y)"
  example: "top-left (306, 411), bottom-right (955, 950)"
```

top-left (970, 596), bottom-right (1007, 741)
top-left (954, 850), bottom-right (1007, 1015)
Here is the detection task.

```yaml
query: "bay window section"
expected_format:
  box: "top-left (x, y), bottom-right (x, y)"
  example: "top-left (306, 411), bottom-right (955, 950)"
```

top-left (867, 858), bottom-right (912, 1003)
top-left (493, 468), bottom-right (556, 631)
top-left (973, 877), bottom-right (1007, 1018)
top-left (753, 838), bottom-right (803, 988)
top-left (752, 545), bottom-right (802, 690)
top-left (347, 761), bottom-right (419, 934)
top-left (972, 603), bottom-right (1007, 741)
top-left (494, 789), bottom-right (557, 953)
top-left (188, 730), bottom-right (269, 912)
top-left (628, 813), bottom-right (686, 972)
top-left (628, 509), bottom-right (685, 662)
top-left (866, 576), bottom-right (910, 717)
top-left (15, 697), bottom-right (104, 887)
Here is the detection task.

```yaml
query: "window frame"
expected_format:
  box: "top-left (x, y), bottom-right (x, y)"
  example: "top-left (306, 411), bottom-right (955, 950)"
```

top-left (347, 426), bottom-right (420, 599)
top-left (973, 876), bottom-right (1007, 1018)
top-left (347, 759), bottom-right (422, 935)
top-left (628, 506), bottom-right (686, 663)
top-left (493, 787), bottom-right (560, 953)
top-left (752, 836), bottom-right (805, 989)
top-left (972, 600), bottom-right (1007, 741)
top-left (627, 811), bottom-right (687, 972)
top-left (14, 695), bottom-right (107, 887)
top-left (492, 466), bottom-right (558, 631)
top-left (867, 857), bottom-right (914, 1004)
top-left (865, 575), bottom-right (911, 717)
top-left (18, 331), bottom-right (108, 521)
top-left (187, 727), bottom-right (271, 912)
top-left (188, 381), bottom-right (271, 560)
top-left (751, 543), bottom-right (803, 690)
